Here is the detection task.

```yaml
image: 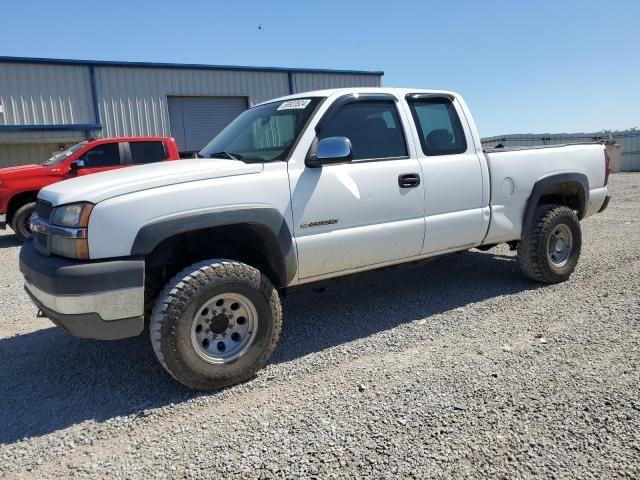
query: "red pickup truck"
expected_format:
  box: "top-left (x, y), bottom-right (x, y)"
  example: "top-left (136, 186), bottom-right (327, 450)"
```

top-left (0, 136), bottom-right (180, 240)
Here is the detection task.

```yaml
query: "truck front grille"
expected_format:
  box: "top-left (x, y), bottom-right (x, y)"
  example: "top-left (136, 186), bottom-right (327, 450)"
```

top-left (35, 200), bottom-right (53, 221)
top-left (31, 202), bottom-right (52, 255)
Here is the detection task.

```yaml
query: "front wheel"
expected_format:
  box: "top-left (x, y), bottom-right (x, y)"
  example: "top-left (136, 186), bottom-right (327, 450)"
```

top-left (150, 260), bottom-right (282, 391)
top-left (11, 202), bottom-right (35, 242)
top-left (517, 205), bottom-right (582, 283)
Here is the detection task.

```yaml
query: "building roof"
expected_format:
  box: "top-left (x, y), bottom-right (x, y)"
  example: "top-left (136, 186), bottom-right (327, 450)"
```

top-left (0, 55), bottom-right (383, 77)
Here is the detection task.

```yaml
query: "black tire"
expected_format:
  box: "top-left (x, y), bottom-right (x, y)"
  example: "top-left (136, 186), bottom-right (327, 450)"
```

top-left (11, 202), bottom-right (35, 242)
top-left (517, 204), bottom-right (582, 283)
top-left (150, 259), bottom-right (282, 391)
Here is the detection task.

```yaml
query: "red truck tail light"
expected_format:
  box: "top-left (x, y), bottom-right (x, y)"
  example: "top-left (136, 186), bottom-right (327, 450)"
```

top-left (604, 148), bottom-right (611, 185)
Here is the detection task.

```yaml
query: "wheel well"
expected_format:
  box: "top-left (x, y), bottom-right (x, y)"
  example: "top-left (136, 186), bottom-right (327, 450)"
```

top-left (7, 191), bottom-right (38, 225)
top-left (523, 175), bottom-right (588, 237)
top-left (143, 225), bottom-right (285, 314)
top-left (537, 181), bottom-right (585, 217)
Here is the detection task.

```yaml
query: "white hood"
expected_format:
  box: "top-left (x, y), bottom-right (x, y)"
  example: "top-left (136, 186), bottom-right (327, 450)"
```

top-left (39, 159), bottom-right (263, 206)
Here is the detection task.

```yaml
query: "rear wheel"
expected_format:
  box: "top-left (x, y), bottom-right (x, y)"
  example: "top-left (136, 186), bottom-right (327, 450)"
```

top-left (11, 202), bottom-right (35, 242)
top-left (150, 259), bottom-right (282, 391)
top-left (517, 205), bottom-right (582, 283)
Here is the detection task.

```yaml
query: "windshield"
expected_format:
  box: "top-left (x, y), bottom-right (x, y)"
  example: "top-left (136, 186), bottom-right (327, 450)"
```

top-left (42, 142), bottom-right (87, 166)
top-left (200, 97), bottom-right (322, 162)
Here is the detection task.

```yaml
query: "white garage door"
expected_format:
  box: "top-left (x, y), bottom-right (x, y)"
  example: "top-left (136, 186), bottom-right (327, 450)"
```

top-left (167, 96), bottom-right (248, 154)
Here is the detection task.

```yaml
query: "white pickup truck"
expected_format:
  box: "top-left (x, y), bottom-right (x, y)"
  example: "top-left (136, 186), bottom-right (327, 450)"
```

top-left (20, 88), bottom-right (611, 390)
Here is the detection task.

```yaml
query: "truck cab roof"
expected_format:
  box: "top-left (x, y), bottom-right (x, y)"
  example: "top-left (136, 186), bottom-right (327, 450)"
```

top-left (257, 87), bottom-right (461, 106)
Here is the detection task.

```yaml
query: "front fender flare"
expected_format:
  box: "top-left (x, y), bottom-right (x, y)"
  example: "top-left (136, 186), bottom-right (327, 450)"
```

top-left (130, 205), bottom-right (296, 287)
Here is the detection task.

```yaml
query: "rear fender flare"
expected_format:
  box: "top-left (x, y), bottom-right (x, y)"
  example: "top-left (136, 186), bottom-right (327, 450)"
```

top-left (523, 173), bottom-right (589, 234)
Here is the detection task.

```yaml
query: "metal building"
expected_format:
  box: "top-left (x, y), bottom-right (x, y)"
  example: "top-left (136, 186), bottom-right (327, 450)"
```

top-left (0, 56), bottom-right (383, 167)
top-left (481, 131), bottom-right (640, 171)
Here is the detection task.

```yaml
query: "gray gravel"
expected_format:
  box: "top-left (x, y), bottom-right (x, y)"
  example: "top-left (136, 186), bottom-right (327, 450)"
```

top-left (1, 173), bottom-right (638, 479)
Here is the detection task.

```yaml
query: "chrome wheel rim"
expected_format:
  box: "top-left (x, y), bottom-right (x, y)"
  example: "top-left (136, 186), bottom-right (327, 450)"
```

top-left (547, 224), bottom-right (573, 267)
top-left (191, 293), bottom-right (258, 364)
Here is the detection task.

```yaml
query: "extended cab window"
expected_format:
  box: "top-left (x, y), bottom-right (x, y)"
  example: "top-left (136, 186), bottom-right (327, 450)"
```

top-left (83, 143), bottom-right (121, 167)
top-left (318, 101), bottom-right (407, 160)
top-left (129, 141), bottom-right (167, 164)
top-left (408, 98), bottom-right (467, 155)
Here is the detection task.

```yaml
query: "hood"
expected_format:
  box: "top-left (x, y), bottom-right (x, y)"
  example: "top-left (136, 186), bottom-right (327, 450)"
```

top-left (0, 164), bottom-right (48, 179)
top-left (39, 159), bottom-right (263, 206)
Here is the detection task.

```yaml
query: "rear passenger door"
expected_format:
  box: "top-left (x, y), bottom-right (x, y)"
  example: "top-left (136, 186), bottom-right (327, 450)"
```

top-left (290, 94), bottom-right (426, 280)
top-left (127, 140), bottom-right (169, 165)
top-left (405, 94), bottom-right (486, 253)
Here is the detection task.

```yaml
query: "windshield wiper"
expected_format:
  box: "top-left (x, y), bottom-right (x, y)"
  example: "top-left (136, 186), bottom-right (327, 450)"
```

top-left (208, 151), bottom-right (242, 160)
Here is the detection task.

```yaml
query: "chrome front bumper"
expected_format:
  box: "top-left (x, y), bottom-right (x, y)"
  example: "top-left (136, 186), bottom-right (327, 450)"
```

top-left (19, 239), bottom-right (145, 340)
top-left (24, 279), bottom-right (143, 321)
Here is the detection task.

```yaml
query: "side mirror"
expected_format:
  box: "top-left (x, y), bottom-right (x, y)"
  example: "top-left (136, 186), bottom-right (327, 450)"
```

top-left (70, 159), bottom-right (86, 172)
top-left (306, 136), bottom-right (353, 167)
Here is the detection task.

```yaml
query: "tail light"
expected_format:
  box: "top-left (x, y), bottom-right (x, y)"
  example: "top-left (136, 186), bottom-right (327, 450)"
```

top-left (604, 148), bottom-right (611, 186)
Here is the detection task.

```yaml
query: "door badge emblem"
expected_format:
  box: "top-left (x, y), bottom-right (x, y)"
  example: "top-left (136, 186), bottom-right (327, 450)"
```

top-left (300, 218), bottom-right (338, 229)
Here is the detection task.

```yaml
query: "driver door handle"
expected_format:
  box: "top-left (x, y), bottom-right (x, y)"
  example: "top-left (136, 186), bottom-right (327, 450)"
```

top-left (398, 173), bottom-right (421, 188)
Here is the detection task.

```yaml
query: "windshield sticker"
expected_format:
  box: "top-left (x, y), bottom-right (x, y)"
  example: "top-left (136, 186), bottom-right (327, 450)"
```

top-left (277, 99), bottom-right (312, 110)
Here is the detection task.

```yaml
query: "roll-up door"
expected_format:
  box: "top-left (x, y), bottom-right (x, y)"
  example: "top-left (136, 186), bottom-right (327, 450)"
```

top-left (167, 96), bottom-right (248, 153)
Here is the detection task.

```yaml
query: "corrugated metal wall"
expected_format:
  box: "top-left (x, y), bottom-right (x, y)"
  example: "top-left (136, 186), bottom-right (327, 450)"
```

top-left (0, 142), bottom-right (81, 167)
top-left (94, 68), bottom-right (381, 138)
top-left (293, 72), bottom-right (381, 92)
top-left (0, 129), bottom-right (89, 141)
top-left (0, 62), bottom-right (96, 141)
top-left (481, 131), bottom-right (640, 171)
top-left (94, 67), bottom-right (292, 138)
top-left (0, 59), bottom-right (383, 166)
top-left (617, 131), bottom-right (640, 171)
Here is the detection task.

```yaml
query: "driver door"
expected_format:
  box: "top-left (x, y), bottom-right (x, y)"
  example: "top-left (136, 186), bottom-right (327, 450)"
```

top-left (289, 95), bottom-right (425, 281)
top-left (71, 142), bottom-right (127, 176)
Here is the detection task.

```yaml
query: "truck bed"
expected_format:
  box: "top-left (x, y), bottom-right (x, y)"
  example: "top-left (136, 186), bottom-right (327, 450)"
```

top-left (483, 143), bottom-right (608, 244)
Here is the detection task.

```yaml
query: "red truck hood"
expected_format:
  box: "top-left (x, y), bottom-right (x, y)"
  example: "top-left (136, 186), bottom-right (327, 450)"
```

top-left (0, 164), bottom-right (49, 180)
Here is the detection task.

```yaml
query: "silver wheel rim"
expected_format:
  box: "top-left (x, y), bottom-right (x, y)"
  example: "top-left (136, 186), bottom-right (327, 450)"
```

top-left (191, 293), bottom-right (258, 364)
top-left (547, 223), bottom-right (573, 267)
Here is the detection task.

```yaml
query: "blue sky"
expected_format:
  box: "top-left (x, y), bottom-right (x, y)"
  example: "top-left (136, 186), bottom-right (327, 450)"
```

top-left (4, 0), bottom-right (639, 137)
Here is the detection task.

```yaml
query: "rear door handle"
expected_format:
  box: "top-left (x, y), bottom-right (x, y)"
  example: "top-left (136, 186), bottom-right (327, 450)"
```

top-left (398, 173), bottom-right (421, 188)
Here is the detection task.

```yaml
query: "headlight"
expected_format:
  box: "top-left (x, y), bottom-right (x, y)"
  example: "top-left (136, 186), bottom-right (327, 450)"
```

top-left (51, 202), bottom-right (93, 228)
top-left (49, 202), bottom-right (93, 259)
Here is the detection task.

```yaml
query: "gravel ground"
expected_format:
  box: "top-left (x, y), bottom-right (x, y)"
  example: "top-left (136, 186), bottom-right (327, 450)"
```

top-left (0, 173), bottom-right (638, 479)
